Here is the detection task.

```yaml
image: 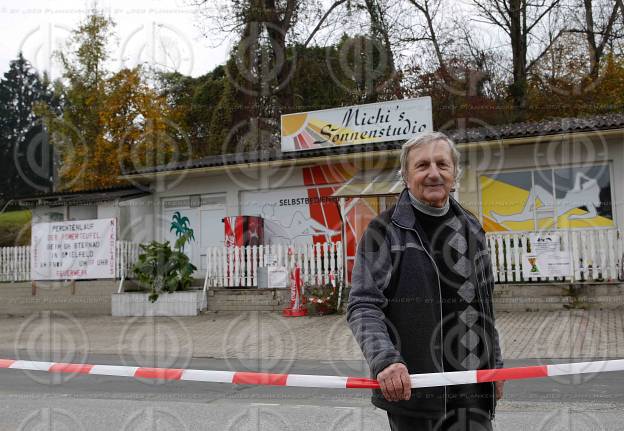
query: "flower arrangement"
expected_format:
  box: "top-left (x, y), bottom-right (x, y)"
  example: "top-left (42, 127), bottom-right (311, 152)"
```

top-left (305, 281), bottom-right (339, 315)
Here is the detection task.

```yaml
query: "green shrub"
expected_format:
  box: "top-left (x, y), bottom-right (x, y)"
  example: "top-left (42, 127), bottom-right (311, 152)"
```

top-left (0, 210), bottom-right (31, 246)
top-left (131, 231), bottom-right (197, 302)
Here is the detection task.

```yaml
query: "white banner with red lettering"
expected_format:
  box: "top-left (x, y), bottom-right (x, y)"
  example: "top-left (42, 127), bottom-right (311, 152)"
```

top-left (31, 218), bottom-right (117, 280)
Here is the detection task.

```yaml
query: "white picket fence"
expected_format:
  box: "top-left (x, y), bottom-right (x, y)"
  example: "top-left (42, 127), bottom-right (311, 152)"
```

top-left (205, 242), bottom-right (343, 288)
top-left (486, 228), bottom-right (624, 283)
top-left (0, 246), bottom-right (30, 282)
top-left (4, 230), bottom-right (623, 285)
top-left (115, 241), bottom-right (142, 279)
top-left (0, 240), bottom-right (141, 282)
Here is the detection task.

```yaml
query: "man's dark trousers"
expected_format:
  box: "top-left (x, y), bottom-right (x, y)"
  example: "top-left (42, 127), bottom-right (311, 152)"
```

top-left (387, 408), bottom-right (493, 431)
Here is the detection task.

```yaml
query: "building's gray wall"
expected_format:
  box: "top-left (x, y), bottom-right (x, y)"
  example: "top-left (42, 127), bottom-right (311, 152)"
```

top-left (68, 205), bottom-right (97, 220)
top-left (118, 195), bottom-right (155, 242)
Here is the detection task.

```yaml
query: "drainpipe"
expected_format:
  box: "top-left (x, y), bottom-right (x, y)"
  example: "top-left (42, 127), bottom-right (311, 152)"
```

top-left (337, 197), bottom-right (347, 311)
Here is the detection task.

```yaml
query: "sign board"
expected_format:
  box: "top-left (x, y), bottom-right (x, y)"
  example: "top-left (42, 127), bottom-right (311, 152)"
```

top-left (280, 97), bottom-right (432, 152)
top-left (523, 252), bottom-right (572, 278)
top-left (257, 266), bottom-right (289, 289)
top-left (529, 233), bottom-right (561, 253)
top-left (31, 218), bottom-right (117, 280)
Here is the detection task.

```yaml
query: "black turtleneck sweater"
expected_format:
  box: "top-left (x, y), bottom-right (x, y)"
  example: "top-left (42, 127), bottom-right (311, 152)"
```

top-left (411, 202), bottom-right (492, 412)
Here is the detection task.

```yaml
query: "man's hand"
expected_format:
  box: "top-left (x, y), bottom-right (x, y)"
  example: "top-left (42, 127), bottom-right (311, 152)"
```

top-left (495, 380), bottom-right (504, 400)
top-left (377, 363), bottom-right (411, 402)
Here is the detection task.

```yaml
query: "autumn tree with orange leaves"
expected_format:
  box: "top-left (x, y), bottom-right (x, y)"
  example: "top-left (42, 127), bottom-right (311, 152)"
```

top-left (36, 10), bottom-right (188, 191)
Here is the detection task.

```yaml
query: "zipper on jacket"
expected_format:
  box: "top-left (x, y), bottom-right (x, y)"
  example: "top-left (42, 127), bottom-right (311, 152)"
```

top-left (474, 249), bottom-right (496, 420)
top-left (456, 200), bottom-right (497, 420)
top-left (391, 218), bottom-right (447, 418)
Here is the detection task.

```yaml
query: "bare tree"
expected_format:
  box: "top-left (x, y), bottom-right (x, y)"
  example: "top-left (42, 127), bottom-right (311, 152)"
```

top-left (402, 0), bottom-right (493, 96)
top-left (405, 0), bottom-right (447, 76)
top-left (358, 0), bottom-right (406, 98)
top-left (453, 19), bottom-right (508, 99)
top-left (568, 0), bottom-right (621, 78)
top-left (471, 0), bottom-right (563, 119)
top-left (303, 0), bottom-right (349, 47)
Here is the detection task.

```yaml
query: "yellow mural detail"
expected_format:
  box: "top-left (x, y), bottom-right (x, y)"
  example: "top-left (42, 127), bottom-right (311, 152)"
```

top-left (479, 176), bottom-right (534, 232)
top-left (557, 210), bottom-right (614, 228)
top-left (480, 173), bottom-right (614, 232)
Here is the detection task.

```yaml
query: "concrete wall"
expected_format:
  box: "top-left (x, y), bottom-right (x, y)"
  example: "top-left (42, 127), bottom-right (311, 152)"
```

top-left (206, 288), bottom-right (290, 312)
top-left (2, 279), bottom-right (622, 315)
top-left (0, 280), bottom-right (118, 317)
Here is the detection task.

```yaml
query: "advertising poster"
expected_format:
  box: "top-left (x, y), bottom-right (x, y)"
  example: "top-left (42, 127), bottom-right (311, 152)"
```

top-left (31, 218), bottom-right (117, 280)
top-left (522, 253), bottom-right (572, 278)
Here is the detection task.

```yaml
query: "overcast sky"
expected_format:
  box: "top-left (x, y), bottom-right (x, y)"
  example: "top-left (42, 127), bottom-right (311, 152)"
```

top-left (0, 0), bottom-right (512, 84)
top-left (0, 0), bottom-right (230, 79)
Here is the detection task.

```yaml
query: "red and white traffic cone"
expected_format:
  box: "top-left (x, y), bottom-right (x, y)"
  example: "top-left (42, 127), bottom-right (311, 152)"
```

top-left (283, 264), bottom-right (307, 317)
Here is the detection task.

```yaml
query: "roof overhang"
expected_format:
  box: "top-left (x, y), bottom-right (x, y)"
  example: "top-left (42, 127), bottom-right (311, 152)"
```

top-left (17, 188), bottom-right (150, 208)
top-left (332, 169), bottom-right (404, 198)
top-left (120, 127), bottom-right (624, 183)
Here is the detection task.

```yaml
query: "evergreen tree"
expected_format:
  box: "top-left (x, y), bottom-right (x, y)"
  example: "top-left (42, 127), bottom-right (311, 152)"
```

top-left (0, 52), bottom-right (59, 201)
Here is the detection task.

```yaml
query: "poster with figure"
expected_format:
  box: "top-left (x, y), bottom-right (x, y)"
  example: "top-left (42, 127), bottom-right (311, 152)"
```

top-left (522, 252), bottom-right (572, 278)
top-left (480, 164), bottom-right (614, 232)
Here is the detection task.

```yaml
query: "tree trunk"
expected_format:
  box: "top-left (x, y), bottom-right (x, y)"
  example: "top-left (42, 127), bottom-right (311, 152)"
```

top-left (364, 0), bottom-right (402, 98)
top-left (509, 0), bottom-right (527, 120)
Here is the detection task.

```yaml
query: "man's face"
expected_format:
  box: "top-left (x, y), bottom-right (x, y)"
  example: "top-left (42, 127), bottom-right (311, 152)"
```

top-left (405, 140), bottom-right (455, 208)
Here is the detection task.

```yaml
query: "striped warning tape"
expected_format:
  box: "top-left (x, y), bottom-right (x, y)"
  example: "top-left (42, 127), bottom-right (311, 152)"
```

top-left (1, 358), bottom-right (623, 389)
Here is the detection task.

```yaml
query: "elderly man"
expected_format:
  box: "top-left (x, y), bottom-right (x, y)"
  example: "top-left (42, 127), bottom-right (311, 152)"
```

top-left (347, 132), bottom-right (504, 430)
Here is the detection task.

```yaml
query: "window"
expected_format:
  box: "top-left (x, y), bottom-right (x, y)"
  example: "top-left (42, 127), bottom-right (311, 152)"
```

top-left (479, 164), bottom-right (614, 232)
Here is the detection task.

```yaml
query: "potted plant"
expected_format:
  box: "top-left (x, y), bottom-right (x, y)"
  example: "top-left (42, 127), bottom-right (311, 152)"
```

top-left (132, 230), bottom-right (197, 303)
top-left (112, 228), bottom-right (202, 316)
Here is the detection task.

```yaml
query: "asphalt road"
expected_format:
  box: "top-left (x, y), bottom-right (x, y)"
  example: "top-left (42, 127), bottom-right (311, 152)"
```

top-left (0, 355), bottom-right (622, 430)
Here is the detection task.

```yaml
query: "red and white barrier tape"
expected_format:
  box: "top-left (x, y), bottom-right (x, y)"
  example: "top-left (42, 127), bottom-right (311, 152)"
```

top-left (1, 358), bottom-right (623, 388)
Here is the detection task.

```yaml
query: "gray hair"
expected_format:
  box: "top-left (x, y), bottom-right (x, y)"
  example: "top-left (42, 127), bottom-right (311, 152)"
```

top-left (399, 131), bottom-right (462, 186)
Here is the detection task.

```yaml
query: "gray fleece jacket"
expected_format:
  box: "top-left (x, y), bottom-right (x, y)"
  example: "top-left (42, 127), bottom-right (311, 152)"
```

top-left (346, 188), bottom-right (503, 419)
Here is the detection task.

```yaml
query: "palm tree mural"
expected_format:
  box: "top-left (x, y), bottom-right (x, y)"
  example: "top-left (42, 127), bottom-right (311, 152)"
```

top-left (170, 211), bottom-right (195, 251)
